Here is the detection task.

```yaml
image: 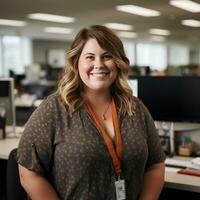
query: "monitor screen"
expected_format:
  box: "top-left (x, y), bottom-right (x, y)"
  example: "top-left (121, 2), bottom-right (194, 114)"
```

top-left (127, 79), bottom-right (138, 97)
top-left (0, 78), bottom-right (16, 127)
top-left (128, 76), bottom-right (200, 122)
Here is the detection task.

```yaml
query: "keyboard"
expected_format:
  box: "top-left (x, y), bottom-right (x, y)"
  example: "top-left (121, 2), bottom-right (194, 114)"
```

top-left (165, 158), bottom-right (191, 168)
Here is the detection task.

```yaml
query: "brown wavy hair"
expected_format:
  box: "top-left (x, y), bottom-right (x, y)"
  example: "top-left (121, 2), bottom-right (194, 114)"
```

top-left (58, 25), bottom-right (135, 116)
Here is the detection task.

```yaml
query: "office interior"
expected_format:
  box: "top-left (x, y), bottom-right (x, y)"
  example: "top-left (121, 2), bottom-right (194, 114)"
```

top-left (1, 0), bottom-right (200, 199)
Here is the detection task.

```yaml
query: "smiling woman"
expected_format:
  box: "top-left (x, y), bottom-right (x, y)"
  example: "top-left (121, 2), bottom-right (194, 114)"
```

top-left (59, 25), bottom-right (131, 115)
top-left (17, 25), bottom-right (165, 200)
top-left (78, 38), bottom-right (117, 93)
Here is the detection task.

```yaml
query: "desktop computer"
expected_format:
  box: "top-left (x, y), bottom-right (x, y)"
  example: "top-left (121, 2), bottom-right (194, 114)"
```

top-left (160, 136), bottom-right (171, 156)
top-left (0, 107), bottom-right (6, 139)
top-left (0, 78), bottom-right (17, 139)
top-left (156, 121), bottom-right (175, 157)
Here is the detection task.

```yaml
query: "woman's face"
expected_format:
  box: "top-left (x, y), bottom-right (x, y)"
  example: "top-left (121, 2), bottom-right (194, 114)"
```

top-left (78, 38), bottom-right (117, 93)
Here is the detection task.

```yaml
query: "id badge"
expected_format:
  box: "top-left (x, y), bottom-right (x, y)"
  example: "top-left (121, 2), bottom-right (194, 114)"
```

top-left (115, 179), bottom-right (126, 200)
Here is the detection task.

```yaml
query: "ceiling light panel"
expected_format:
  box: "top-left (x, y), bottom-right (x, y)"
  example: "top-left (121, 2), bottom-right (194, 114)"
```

top-left (150, 35), bottom-right (166, 42)
top-left (116, 5), bottom-right (160, 17)
top-left (28, 13), bottom-right (75, 23)
top-left (44, 27), bottom-right (73, 34)
top-left (181, 19), bottom-right (200, 27)
top-left (169, 0), bottom-right (200, 12)
top-left (103, 23), bottom-right (133, 31)
top-left (0, 19), bottom-right (27, 26)
top-left (117, 31), bottom-right (137, 38)
top-left (149, 28), bottom-right (170, 36)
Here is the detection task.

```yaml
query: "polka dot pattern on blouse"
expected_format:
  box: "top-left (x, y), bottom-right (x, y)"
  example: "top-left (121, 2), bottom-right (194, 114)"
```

top-left (17, 92), bottom-right (165, 200)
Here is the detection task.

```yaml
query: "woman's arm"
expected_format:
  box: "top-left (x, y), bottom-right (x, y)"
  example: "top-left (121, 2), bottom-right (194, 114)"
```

top-left (19, 164), bottom-right (60, 200)
top-left (138, 162), bottom-right (165, 200)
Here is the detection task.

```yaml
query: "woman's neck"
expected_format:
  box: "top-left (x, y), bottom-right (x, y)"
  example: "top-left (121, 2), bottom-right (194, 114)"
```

top-left (84, 90), bottom-right (112, 107)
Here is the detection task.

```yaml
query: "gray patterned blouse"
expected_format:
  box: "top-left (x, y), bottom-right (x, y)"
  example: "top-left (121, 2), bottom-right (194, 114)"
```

top-left (17, 92), bottom-right (165, 200)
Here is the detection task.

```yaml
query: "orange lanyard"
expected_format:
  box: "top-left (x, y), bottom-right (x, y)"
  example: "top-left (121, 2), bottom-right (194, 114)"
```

top-left (85, 99), bottom-right (122, 175)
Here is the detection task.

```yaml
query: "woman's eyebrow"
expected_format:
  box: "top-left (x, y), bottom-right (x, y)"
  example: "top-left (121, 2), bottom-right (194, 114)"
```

top-left (102, 52), bottom-right (110, 55)
top-left (83, 51), bottom-right (109, 56)
top-left (83, 53), bottom-right (95, 56)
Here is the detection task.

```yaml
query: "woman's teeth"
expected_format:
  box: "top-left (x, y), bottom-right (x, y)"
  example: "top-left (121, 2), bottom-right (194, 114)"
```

top-left (90, 72), bottom-right (109, 77)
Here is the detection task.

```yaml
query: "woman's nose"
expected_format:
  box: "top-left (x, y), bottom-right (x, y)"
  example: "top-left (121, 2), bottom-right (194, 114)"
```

top-left (94, 58), bottom-right (104, 69)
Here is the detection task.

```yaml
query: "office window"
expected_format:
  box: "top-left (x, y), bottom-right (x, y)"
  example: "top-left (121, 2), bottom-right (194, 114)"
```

top-left (123, 41), bottom-right (135, 66)
top-left (3, 36), bottom-right (21, 75)
top-left (189, 47), bottom-right (200, 64)
top-left (1, 36), bottom-right (32, 76)
top-left (21, 38), bottom-right (32, 70)
top-left (168, 45), bottom-right (189, 66)
top-left (136, 43), bottom-right (167, 71)
top-left (0, 38), bottom-right (2, 76)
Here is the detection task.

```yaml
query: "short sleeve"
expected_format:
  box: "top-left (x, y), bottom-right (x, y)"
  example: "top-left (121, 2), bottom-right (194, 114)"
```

top-left (138, 99), bottom-right (166, 169)
top-left (17, 96), bottom-right (56, 177)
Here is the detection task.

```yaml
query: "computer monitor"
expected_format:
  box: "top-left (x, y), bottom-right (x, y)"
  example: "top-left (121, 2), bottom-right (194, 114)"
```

top-left (128, 76), bottom-right (200, 123)
top-left (127, 79), bottom-right (138, 97)
top-left (0, 78), bottom-right (16, 134)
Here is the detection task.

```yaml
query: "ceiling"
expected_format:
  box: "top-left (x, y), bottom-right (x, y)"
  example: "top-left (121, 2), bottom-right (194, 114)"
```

top-left (0, 0), bottom-right (200, 43)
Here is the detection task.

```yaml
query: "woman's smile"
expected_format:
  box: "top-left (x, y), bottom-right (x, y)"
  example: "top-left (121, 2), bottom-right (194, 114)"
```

top-left (78, 38), bottom-right (117, 92)
top-left (90, 71), bottom-right (110, 78)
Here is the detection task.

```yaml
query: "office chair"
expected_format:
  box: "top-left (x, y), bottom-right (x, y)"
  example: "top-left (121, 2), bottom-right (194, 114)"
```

top-left (6, 148), bottom-right (28, 200)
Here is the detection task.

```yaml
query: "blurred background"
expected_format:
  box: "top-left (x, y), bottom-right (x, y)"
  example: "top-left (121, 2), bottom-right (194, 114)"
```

top-left (1, 1), bottom-right (200, 200)
top-left (0, 0), bottom-right (200, 80)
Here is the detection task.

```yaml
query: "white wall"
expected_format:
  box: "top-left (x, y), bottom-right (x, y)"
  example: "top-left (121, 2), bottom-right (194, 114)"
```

top-left (32, 39), bottom-right (71, 64)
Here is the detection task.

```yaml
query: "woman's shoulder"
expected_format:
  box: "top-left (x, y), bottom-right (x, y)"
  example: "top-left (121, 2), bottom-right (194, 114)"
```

top-left (130, 95), bottom-right (150, 117)
top-left (40, 91), bottom-right (62, 107)
top-left (32, 91), bottom-right (63, 116)
top-left (44, 90), bottom-right (60, 102)
top-left (130, 95), bottom-right (143, 110)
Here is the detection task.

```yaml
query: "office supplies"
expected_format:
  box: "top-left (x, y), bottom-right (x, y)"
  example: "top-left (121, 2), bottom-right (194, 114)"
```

top-left (191, 157), bottom-right (200, 166)
top-left (185, 157), bottom-right (200, 171)
top-left (178, 169), bottom-right (200, 177)
top-left (178, 135), bottom-right (193, 156)
top-left (165, 157), bottom-right (191, 168)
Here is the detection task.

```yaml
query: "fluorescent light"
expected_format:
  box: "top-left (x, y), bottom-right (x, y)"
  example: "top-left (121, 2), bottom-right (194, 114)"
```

top-left (44, 27), bottom-right (73, 34)
top-left (28, 13), bottom-right (75, 23)
top-left (0, 19), bottom-right (27, 26)
top-left (117, 31), bottom-right (137, 38)
top-left (150, 35), bottom-right (166, 42)
top-left (116, 5), bottom-right (160, 17)
top-left (181, 19), bottom-right (200, 27)
top-left (169, 0), bottom-right (200, 13)
top-left (149, 28), bottom-right (170, 36)
top-left (103, 23), bottom-right (133, 31)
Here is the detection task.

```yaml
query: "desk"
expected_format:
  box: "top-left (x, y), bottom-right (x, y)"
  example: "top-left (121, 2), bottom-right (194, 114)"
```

top-left (0, 126), bottom-right (23, 159)
top-left (0, 138), bottom-right (200, 193)
top-left (165, 167), bottom-right (200, 193)
top-left (0, 138), bottom-right (20, 159)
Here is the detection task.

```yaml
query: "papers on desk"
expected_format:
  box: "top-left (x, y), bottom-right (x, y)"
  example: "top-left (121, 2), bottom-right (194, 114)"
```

top-left (15, 94), bottom-right (37, 107)
top-left (187, 157), bottom-right (200, 170)
top-left (177, 157), bottom-right (200, 177)
top-left (33, 99), bottom-right (43, 107)
top-left (165, 158), bottom-right (191, 168)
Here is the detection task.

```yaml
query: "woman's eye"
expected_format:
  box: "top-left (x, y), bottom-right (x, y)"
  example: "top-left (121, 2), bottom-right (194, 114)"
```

top-left (104, 54), bottom-right (112, 60)
top-left (86, 56), bottom-right (94, 60)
